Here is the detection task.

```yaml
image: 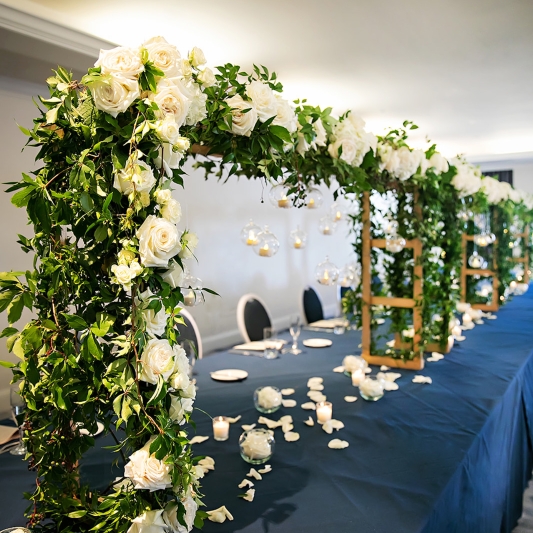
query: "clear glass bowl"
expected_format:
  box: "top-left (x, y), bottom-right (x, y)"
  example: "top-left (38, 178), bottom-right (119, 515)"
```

top-left (239, 428), bottom-right (275, 464)
top-left (359, 376), bottom-right (384, 401)
top-left (254, 386), bottom-right (282, 414)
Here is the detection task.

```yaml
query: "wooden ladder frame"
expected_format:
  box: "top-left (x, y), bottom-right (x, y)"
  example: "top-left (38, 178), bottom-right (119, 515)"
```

top-left (511, 227), bottom-right (530, 284)
top-left (360, 191), bottom-right (424, 370)
top-left (460, 233), bottom-right (499, 311)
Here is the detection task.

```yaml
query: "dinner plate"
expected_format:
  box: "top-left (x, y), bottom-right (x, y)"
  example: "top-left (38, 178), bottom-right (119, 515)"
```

top-left (78, 421), bottom-right (104, 437)
top-left (210, 369), bottom-right (249, 382)
top-left (303, 338), bottom-right (333, 348)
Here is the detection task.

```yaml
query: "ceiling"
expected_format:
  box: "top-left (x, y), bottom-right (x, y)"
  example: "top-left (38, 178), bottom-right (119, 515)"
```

top-left (0, 0), bottom-right (532, 161)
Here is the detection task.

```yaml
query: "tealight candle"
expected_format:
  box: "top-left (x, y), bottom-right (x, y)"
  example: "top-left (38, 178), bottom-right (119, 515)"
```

top-left (212, 416), bottom-right (229, 441)
top-left (321, 271), bottom-right (330, 284)
top-left (334, 210), bottom-right (342, 221)
top-left (462, 313), bottom-right (472, 326)
top-left (259, 245), bottom-right (272, 257)
top-left (307, 198), bottom-right (315, 208)
top-left (351, 368), bottom-right (366, 386)
top-left (278, 197), bottom-right (289, 208)
top-left (316, 401), bottom-right (332, 424)
top-left (451, 325), bottom-right (462, 337)
top-left (183, 290), bottom-right (196, 307)
top-left (246, 235), bottom-right (258, 246)
top-left (294, 239), bottom-right (302, 249)
top-left (322, 226), bottom-right (332, 235)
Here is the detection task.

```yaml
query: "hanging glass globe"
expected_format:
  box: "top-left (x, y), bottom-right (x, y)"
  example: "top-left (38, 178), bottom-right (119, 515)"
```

top-left (318, 216), bottom-right (337, 235)
top-left (337, 265), bottom-right (355, 287)
top-left (329, 202), bottom-right (347, 222)
top-left (385, 233), bottom-right (406, 253)
top-left (457, 208), bottom-right (473, 222)
top-left (468, 251), bottom-right (484, 269)
top-left (253, 226), bottom-right (280, 257)
top-left (240, 219), bottom-right (262, 246)
top-left (269, 182), bottom-right (294, 209)
top-left (315, 256), bottom-right (339, 286)
top-left (290, 226), bottom-right (307, 249)
top-left (182, 271), bottom-right (203, 307)
top-left (473, 234), bottom-right (490, 247)
top-left (305, 187), bottom-right (323, 209)
top-left (487, 232), bottom-right (496, 244)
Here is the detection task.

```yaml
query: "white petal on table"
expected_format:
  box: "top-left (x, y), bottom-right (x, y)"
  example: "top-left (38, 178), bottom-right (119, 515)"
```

top-left (240, 488), bottom-right (255, 502)
top-left (365, 367), bottom-right (372, 374)
top-left (381, 372), bottom-right (401, 382)
top-left (226, 415), bottom-right (242, 423)
top-left (282, 399), bottom-right (297, 408)
top-left (284, 431), bottom-right (300, 442)
top-left (385, 340), bottom-right (395, 348)
top-left (280, 415), bottom-right (293, 423)
top-left (383, 381), bottom-right (399, 391)
top-left (301, 402), bottom-right (316, 410)
top-left (258, 464), bottom-right (272, 474)
top-left (282, 422), bottom-right (294, 433)
top-left (380, 365), bottom-right (391, 370)
top-left (487, 314), bottom-right (497, 320)
top-left (242, 423), bottom-right (256, 431)
top-left (427, 352), bottom-right (444, 362)
top-left (304, 416), bottom-right (315, 426)
top-left (189, 436), bottom-right (209, 445)
top-left (198, 457), bottom-right (215, 470)
top-left (258, 416), bottom-right (282, 429)
top-left (308, 383), bottom-right (324, 391)
top-left (281, 388), bottom-right (295, 395)
top-left (247, 468), bottom-right (262, 480)
top-left (455, 335), bottom-right (466, 341)
top-left (307, 377), bottom-right (324, 387)
top-left (333, 366), bottom-right (345, 373)
top-left (322, 419), bottom-right (344, 434)
top-left (344, 396), bottom-right (358, 403)
top-left (475, 319), bottom-right (484, 325)
top-left (412, 375), bottom-right (433, 384)
top-left (328, 439), bottom-right (349, 449)
top-left (307, 391), bottom-right (327, 402)
top-left (238, 479), bottom-right (254, 489)
top-left (207, 506), bottom-right (234, 523)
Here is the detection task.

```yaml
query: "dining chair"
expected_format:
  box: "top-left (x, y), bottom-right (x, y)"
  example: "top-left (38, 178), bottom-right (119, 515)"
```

top-left (176, 307), bottom-right (203, 360)
top-left (301, 285), bottom-right (325, 324)
top-left (236, 293), bottom-right (273, 343)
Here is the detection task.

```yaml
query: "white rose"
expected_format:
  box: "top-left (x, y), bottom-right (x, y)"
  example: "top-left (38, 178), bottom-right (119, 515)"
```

top-left (142, 36), bottom-right (182, 77)
top-left (181, 59), bottom-right (193, 77)
top-left (161, 198), bottom-right (182, 224)
top-left (169, 395), bottom-right (194, 423)
top-left (328, 135), bottom-right (359, 165)
top-left (256, 386), bottom-right (282, 409)
top-left (509, 187), bottom-right (521, 204)
top-left (127, 510), bottom-right (167, 533)
top-left (114, 157), bottom-right (156, 196)
top-left (169, 344), bottom-right (191, 392)
top-left (111, 264), bottom-right (135, 288)
top-left (181, 381), bottom-right (197, 399)
top-left (154, 143), bottom-right (185, 177)
top-left (124, 437), bottom-right (172, 492)
top-left (179, 231), bottom-right (199, 260)
top-left (346, 113), bottom-right (366, 130)
top-left (428, 152), bottom-right (449, 174)
top-left (176, 137), bottom-right (191, 151)
top-left (90, 74), bottom-right (140, 118)
top-left (246, 81), bottom-right (277, 122)
top-left (138, 289), bottom-right (167, 337)
top-left (197, 67), bottom-right (215, 87)
top-left (497, 181), bottom-right (512, 203)
top-left (313, 118), bottom-right (327, 147)
top-left (226, 95), bottom-right (258, 137)
top-left (155, 115), bottom-right (180, 144)
top-left (150, 79), bottom-right (191, 128)
top-left (272, 95), bottom-right (297, 133)
top-left (481, 176), bottom-right (505, 204)
top-left (155, 189), bottom-right (172, 205)
top-left (240, 431), bottom-right (272, 460)
top-left (137, 215), bottom-right (182, 268)
top-left (451, 162), bottom-right (483, 197)
top-left (161, 261), bottom-right (185, 288)
top-left (139, 338), bottom-right (179, 384)
top-left (343, 355), bottom-right (366, 373)
top-left (130, 261), bottom-right (143, 277)
top-left (185, 84), bottom-right (208, 126)
top-left (163, 496), bottom-right (197, 533)
top-left (118, 249), bottom-right (136, 265)
top-left (95, 46), bottom-right (144, 79)
top-left (189, 46), bottom-right (207, 68)
top-left (392, 146), bottom-right (422, 181)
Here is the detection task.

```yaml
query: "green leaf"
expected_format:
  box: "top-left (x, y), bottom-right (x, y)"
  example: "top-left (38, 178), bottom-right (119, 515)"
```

top-left (8, 295), bottom-right (24, 324)
top-left (80, 192), bottom-right (94, 213)
top-left (94, 225), bottom-right (108, 242)
top-left (87, 333), bottom-right (103, 359)
top-left (11, 187), bottom-right (34, 208)
top-left (0, 360), bottom-right (15, 368)
top-left (62, 314), bottom-right (88, 331)
top-left (0, 326), bottom-right (18, 338)
top-left (67, 510), bottom-right (87, 519)
top-left (268, 125), bottom-right (292, 143)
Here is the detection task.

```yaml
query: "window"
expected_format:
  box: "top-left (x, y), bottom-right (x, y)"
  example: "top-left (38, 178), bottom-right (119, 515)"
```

top-left (483, 170), bottom-right (513, 186)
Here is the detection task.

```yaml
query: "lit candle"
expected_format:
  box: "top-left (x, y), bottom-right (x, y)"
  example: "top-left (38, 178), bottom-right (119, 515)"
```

top-left (451, 325), bottom-right (462, 337)
top-left (259, 244), bottom-right (271, 257)
top-left (351, 368), bottom-right (365, 386)
top-left (322, 226), bottom-right (332, 235)
top-left (212, 416), bottom-right (230, 441)
top-left (307, 198), bottom-right (315, 208)
top-left (510, 280), bottom-right (517, 289)
top-left (183, 290), bottom-right (196, 306)
top-left (321, 270), bottom-right (330, 284)
top-left (335, 211), bottom-right (342, 221)
top-left (462, 313), bottom-right (472, 326)
top-left (294, 238), bottom-right (302, 249)
top-left (246, 233), bottom-right (258, 246)
top-left (278, 197), bottom-right (289, 208)
top-left (316, 401), bottom-right (332, 424)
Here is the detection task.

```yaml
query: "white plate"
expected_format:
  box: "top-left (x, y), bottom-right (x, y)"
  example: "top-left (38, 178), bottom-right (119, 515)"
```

top-left (303, 338), bottom-right (333, 348)
top-left (210, 369), bottom-right (249, 382)
top-left (78, 421), bottom-right (104, 437)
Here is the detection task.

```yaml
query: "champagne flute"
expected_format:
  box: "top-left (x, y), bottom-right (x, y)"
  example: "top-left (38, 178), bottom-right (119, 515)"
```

top-left (288, 315), bottom-right (302, 354)
top-left (10, 384), bottom-right (26, 456)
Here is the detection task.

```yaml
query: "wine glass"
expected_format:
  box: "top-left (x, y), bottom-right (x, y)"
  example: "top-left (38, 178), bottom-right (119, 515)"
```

top-left (287, 316), bottom-right (302, 355)
top-left (10, 384), bottom-right (26, 456)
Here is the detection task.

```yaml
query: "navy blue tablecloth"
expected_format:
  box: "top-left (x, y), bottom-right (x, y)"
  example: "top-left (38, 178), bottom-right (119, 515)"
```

top-left (2, 290), bottom-right (533, 532)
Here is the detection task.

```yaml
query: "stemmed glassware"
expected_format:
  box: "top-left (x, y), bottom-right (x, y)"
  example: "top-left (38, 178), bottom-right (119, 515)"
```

top-left (287, 315), bottom-right (302, 355)
top-left (10, 384), bottom-right (26, 456)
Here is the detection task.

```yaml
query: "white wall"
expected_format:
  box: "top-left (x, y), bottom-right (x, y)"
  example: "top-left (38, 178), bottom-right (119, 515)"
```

top-left (473, 157), bottom-right (533, 194)
top-left (0, 77), bottom-right (355, 416)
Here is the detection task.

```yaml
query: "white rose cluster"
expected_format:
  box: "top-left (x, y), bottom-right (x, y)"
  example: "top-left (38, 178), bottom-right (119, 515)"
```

top-left (296, 117), bottom-right (327, 155)
top-left (139, 338), bottom-right (189, 385)
top-left (328, 113), bottom-right (377, 167)
top-left (137, 288), bottom-right (168, 337)
top-left (113, 151), bottom-right (156, 202)
top-left (451, 161), bottom-right (483, 198)
top-left (481, 176), bottom-right (511, 204)
top-left (377, 143), bottom-right (425, 181)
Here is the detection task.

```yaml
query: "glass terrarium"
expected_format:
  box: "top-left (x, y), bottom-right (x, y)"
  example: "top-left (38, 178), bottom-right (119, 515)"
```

top-left (316, 256), bottom-right (339, 286)
top-left (240, 219), bottom-right (262, 246)
top-left (239, 428), bottom-right (275, 465)
top-left (253, 226), bottom-right (280, 257)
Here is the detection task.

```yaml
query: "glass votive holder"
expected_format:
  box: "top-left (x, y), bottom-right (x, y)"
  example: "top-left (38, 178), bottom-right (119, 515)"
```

top-left (254, 386), bottom-right (282, 414)
top-left (333, 323), bottom-right (346, 335)
top-left (316, 401), bottom-right (333, 424)
top-left (343, 355), bottom-right (368, 377)
top-left (212, 416), bottom-right (230, 441)
top-left (239, 428), bottom-right (275, 464)
top-left (359, 376), bottom-right (384, 401)
top-left (263, 327), bottom-right (279, 359)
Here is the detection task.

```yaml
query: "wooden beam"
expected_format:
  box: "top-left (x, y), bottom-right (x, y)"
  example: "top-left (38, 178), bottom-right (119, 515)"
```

top-left (464, 268), bottom-right (495, 276)
top-left (370, 239), bottom-right (419, 249)
top-left (361, 191), bottom-right (371, 358)
top-left (371, 296), bottom-right (415, 308)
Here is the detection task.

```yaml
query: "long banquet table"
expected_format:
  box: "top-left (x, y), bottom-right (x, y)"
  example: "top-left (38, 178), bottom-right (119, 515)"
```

top-left (2, 289), bottom-right (533, 532)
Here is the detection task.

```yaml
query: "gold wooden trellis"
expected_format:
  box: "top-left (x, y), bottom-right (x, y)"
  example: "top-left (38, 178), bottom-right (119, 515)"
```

top-left (460, 233), bottom-right (499, 312)
top-left (360, 191), bottom-right (425, 370)
top-left (511, 226), bottom-right (530, 284)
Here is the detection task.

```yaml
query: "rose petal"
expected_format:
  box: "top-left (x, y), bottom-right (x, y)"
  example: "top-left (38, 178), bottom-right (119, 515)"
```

top-left (383, 381), bottom-right (399, 391)
top-left (240, 488), bottom-right (255, 502)
top-left (301, 402), bottom-right (316, 410)
top-left (333, 366), bottom-right (345, 373)
top-left (307, 377), bottom-right (323, 387)
top-left (328, 439), bottom-right (349, 449)
top-left (190, 436), bottom-right (209, 445)
top-left (322, 421), bottom-right (333, 434)
top-left (226, 415), bottom-right (242, 423)
top-left (258, 464), bottom-right (272, 474)
top-left (487, 315), bottom-right (497, 320)
top-left (238, 479), bottom-right (254, 489)
top-left (309, 383), bottom-right (324, 391)
top-left (365, 367), bottom-right (372, 373)
top-left (455, 335), bottom-right (466, 341)
top-left (282, 399), bottom-right (297, 408)
top-left (412, 375), bottom-right (432, 384)
top-left (280, 415), bottom-right (293, 423)
top-left (284, 431), bottom-right (300, 442)
top-left (344, 396), bottom-right (358, 402)
top-left (258, 416), bottom-right (282, 429)
top-left (307, 392), bottom-right (327, 402)
top-left (282, 422), bottom-right (294, 433)
top-left (330, 419), bottom-right (344, 430)
top-left (304, 416), bottom-right (315, 426)
top-left (247, 468), bottom-right (262, 480)
top-left (380, 365), bottom-right (391, 370)
top-left (207, 506), bottom-right (234, 523)
top-left (198, 457), bottom-right (215, 470)
top-left (242, 423), bottom-right (256, 431)
top-left (281, 388), bottom-right (295, 395)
